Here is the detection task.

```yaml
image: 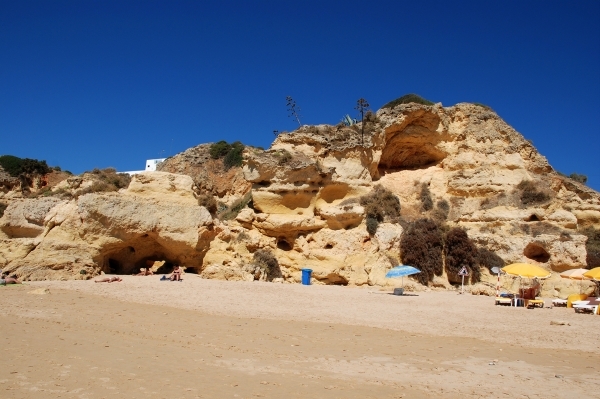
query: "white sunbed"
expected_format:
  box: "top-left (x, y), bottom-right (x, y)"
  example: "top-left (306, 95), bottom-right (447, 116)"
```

top-left (495, 297), bottom-right (512, 306)
top-left (551, 299), bottom-right (567, 307)
top-left (572, 300), bottom-right (600, 315)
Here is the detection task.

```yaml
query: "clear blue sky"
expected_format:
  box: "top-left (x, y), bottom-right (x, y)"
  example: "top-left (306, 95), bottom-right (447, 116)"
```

top-left (1, 1), bottom-right (599, 190)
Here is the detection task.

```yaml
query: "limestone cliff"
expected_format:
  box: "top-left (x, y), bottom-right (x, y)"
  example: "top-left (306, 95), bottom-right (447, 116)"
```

top-left (202, 102), bottom-right (599, 295)
top-left (0, 172), bottom-right (215, 280)
top-left (156, 143), bottom-right (251, 205)
top-left (1, 102), bottom-right (598, 298)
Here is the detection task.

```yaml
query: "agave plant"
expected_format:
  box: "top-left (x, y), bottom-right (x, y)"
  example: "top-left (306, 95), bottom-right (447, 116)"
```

top-left (341, 114), bottom-right (356, 126)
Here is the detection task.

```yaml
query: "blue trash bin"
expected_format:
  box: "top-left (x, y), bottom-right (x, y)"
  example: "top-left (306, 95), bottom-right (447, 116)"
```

top-left (301, 269), bottom-right (312, 285)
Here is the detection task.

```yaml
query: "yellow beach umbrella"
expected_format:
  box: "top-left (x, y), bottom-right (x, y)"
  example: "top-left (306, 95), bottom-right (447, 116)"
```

top-left (502, 263), bottom-right (551, 304)
top-left (560, 268), bottom-right (589, 294)
top-left (502, 263), bottom-right (551, 279)
top-left (559, 268), bottom-right (589, 280)
top-left (583, 267), bottom-right (600, 281)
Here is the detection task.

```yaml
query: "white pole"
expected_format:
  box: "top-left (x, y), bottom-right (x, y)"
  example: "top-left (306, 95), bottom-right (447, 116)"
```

top-left (461, 275), bottom-right (464, 294)
top-left (496, 272), bottom-right (500, 297)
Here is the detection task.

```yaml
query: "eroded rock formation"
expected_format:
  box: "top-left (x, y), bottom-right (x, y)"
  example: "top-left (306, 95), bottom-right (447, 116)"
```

top-left (0, 172), bottom-right (215, 280)
top-left (1, 102), bottom-right (599, 297)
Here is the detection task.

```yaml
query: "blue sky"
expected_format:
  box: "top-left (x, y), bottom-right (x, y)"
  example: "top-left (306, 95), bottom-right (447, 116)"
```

top-left (1, 1), bottom-right (599, 190)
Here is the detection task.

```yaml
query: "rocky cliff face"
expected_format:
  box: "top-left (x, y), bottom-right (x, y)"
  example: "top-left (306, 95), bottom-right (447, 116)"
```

top-left (202, 103), bottom-right (598, 295)
top-left (156, 143), bottom-right (251, 205)
top-left (1, 102), bottom-right (598, 297)
top-left (0, 172), bottom-right (215, 280)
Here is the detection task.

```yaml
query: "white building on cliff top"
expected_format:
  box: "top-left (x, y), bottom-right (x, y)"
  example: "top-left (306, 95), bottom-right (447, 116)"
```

top-left (122, 158), bottom-right (166, 176)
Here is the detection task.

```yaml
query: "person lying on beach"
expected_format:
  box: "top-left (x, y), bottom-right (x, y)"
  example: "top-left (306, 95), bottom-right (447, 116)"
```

top-left (94, 276), bottom-right (122, 283)
top-left (0, 273), bottom-right (22, 285)
top-left (169, 266), bottom-right (182, 281)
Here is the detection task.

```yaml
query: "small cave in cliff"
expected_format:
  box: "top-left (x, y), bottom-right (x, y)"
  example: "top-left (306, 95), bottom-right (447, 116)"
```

top-left (378, 113), bottom-right (446, 173)
top-left (318, 273), bottom-right (348, 286)
top-left (277, 238), bottom-right (293, 251)
top-left (523, 243), bottom-right (550, 263)
top-left (100, 236), bottom-right (181, 275)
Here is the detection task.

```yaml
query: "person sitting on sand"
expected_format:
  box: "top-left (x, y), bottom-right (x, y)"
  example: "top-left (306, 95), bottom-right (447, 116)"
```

top-left (169, 265), bottom-right (182, 281)
top-left (94, 276), bottom-right (122, 283)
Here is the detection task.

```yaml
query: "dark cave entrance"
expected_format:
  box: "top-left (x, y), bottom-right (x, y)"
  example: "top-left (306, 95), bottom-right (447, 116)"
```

top-left (100, 236), bottom-right (181, 275)
top-left (523, 243), bottom-right (550, 263)
top-left (277, 238), bottom-right (293, 251)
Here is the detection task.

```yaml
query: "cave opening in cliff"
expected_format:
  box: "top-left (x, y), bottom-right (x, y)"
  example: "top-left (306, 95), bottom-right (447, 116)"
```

top-left (154, 262), bottom-right (174, 275)
top-left (100, 236), bottom-right (180, 275)
top-left (523, 243), bottom-right (550, 263)
top-left (378, 114), bottom-right (446, 174)
top-left (277, 238), bottom-right (293, 251)
top-left (320, 273), bottom-right (348, 286)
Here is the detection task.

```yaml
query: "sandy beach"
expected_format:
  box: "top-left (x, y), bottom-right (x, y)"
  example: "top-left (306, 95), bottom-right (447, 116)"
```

top-left (1, 276), bottom-right (598, 398)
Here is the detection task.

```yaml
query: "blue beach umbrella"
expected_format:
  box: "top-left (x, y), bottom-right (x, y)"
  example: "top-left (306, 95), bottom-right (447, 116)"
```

top-left (385, 265), bottom-right (421, 288)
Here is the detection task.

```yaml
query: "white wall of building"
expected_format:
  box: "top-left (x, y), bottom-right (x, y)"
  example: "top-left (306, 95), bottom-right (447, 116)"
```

top-left (145, 158), bottom-right (166, 171)
top-left (122, 158), bottom-right (166, 176)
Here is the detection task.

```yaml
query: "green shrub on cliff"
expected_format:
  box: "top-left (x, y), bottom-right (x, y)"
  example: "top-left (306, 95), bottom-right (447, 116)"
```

top-left (569, 173), bottom-right (588, 185)
top-left (400, 218), bottom-right (444, 285)
top-left (472, 102), bottom-right (493, 111)
top-left (253, 249), bottom-right (282, 281)
top-left (381, 94), bottom-right (434, 109)
top-left (359, 185), bottom-right (401, 223)
top-left (444, 227), bottom-right (480, 283)
top-left (419, 184), bottom-right (433, 211)
top-left (209, 141), bottom-right (232, 159)
top-left (209, 141), bottom-right (244, 170)
top-left (517, 180), bottom-right (550, 206)
top-left (477, 247), bottom-right (505, 272)
top-left (0, 155), bottom-right (51, 177)
top-left (580, 227), bottom-right (600, 268)
top-left (223, 143), bottom-right (244, 170)
top-left (0, 155), bottom-right (24, 176)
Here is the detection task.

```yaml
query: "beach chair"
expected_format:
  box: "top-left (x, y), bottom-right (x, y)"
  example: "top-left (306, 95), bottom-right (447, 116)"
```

top-left (573, 298), bottom-right (600, 315)
top-left (495, 297), bottom-right (512, 306)
top-left (526, 299), bottom-right (544, 309)
top-left (551, 299), bottom-right (568, 307)
top-left (567, 294), bottom-right (588, 308)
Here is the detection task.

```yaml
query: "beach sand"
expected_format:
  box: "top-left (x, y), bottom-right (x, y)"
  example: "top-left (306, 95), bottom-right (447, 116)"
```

top-left (1, 276), bottom-right (598, 398)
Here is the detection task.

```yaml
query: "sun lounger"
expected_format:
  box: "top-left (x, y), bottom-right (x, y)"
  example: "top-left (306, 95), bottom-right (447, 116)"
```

top-left (573, 304), bottom-right (599, 314)
top-left (495, 297), bottom-right (512, 306)
top-left (573, 298), bottom-right (600, 315)
top-left (567, 294), bottom-right (589, 308)
top-left (526, 299), bottom-right (544, 309)
top-left (551, 299), bottom-right (567, 307)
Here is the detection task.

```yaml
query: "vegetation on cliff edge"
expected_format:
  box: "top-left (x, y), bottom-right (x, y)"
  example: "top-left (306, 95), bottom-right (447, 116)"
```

top-left (400, 218), bottom-right (444, 285)
top-left (0, 155), bottom-right (52, 177)
top-left (381, 93), bottom-right (435, 109)
top-left (218, 192), bottom-right (252, 221)
top-left (253, 249), bottom-right (282, 281)
top-left (209, 141), bottom-right (244, 170)
top-left (359, 185), bottom-right (401, 235)
top-left (580, 227), bottom-right (600, 268)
